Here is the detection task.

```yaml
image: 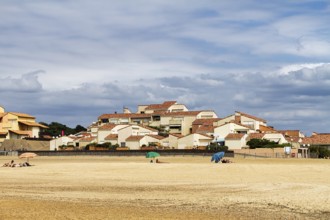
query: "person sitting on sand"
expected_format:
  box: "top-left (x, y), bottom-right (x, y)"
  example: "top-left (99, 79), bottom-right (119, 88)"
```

top-left (221, 159), bottom-right (233, 163)
top-left (2, 162), bottom-right (10, 167)
top-left (156, 159), bottom-right (168, 163)
top-left (10, 160), bottom-right (16, 167)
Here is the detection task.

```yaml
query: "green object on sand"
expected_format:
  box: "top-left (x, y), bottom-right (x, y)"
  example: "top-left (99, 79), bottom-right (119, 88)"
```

top-left (146, 151), bottom-right (160, 158)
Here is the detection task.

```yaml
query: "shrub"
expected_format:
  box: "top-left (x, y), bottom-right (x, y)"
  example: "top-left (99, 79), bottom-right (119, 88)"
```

top-left (247, 139), bottom-right (290, 149)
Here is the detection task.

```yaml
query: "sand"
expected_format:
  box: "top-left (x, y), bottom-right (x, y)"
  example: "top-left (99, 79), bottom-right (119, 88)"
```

top-left (0, 156), bottom-right (329, 220)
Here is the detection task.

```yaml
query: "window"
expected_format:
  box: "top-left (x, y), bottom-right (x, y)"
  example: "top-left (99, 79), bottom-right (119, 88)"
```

top-left (101, 119), bottom-right (109, 123)
top-left (152, 116), bottom-right (161, 121)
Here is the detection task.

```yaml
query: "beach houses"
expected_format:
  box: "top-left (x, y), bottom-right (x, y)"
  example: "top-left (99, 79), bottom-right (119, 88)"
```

top-left (98, 101), bottom-right (217, 136)
top-left (92, 102), bottom-right (293, 150)
top-left (0, 106), bottom-right (48, 146)
top-left (72, 102), bottom-right (308, 151)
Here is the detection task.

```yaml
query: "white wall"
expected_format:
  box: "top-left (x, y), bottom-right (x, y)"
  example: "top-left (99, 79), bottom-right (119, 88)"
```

top-left (126, 140), bottom-right (141, 150)
top-left (49, 136), bottom-right (74, 151)
top-left (178, 134), bottom-right (212, 149)
top-left (32, 127), bottom-right (40, 138)
top-left (225, 135), bottom-right (247, 150)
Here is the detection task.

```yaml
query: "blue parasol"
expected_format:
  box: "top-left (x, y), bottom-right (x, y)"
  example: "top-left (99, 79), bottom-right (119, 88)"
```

top-left (211, 152), bottom-right (225, 163)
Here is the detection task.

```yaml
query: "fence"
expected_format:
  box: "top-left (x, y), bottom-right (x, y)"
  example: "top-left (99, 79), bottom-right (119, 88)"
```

top-left (16, 150), bottom-right (234, 157)
top-left (0, 151), bottom-right (18, 156)
top-left (234, 152), bottom-right (290, 159)
top-left (233, 148), bottom-right (301, 159)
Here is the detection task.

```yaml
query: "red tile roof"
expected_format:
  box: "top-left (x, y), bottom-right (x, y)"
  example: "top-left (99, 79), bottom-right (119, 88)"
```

top-left (225, 133), bottom-right (245, 140)
top-left (145, 101), bottom-right (177, 110)
top-left (278, 130), bottom-right (301, 137)
top-left (98, 123), bottom-right (117, 131)
top-left (192, 118), bottom-right (221, 125)
top-left (104, 134), bottom-right (118, 140)
top-left (126, 135), bottom-right (144, 141)
top-left (302, 134), bottom-right (330, 145)
top-left (195, 124), bottom-right (215, 134)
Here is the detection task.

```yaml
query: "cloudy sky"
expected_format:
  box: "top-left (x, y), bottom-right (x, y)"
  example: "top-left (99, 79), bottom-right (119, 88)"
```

top-left (1, 0), bottom-right (330, 135)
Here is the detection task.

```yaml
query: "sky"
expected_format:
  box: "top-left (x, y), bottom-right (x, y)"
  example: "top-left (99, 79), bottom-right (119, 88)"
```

top-left (1, 0), bottom-right (330, 135)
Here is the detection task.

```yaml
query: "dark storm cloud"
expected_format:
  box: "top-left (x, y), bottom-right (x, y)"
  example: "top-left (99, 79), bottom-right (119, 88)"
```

top-left (1, 64), bottom-right (329, 135)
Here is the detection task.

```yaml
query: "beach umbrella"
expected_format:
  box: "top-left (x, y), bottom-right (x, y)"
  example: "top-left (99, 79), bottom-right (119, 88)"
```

top-left (211, 152), bottom-right (225, 163)
top-left (146, 151), bottom-right (160, 159)
top-left (19, 152), bottom-right (38, 163)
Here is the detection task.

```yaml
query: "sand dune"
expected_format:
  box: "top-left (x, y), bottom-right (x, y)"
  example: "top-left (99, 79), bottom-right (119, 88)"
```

top-left (1, 156), bottom-right (329, 219)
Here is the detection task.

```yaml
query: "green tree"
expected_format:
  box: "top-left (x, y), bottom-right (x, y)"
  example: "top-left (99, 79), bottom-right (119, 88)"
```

top-left (74, 125), bottom-right (87, 133)
top-left (39, 122), bottom-right (86, 137)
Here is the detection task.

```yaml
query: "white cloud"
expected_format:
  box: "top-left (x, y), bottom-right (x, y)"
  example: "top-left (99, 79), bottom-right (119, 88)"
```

top-left (1, 1), bottom-right (330, 135)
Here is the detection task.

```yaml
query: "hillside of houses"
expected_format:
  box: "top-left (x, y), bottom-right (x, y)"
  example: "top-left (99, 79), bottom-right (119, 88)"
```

top-left (1, 101), bottom-right (330, 158)
top-left (49, 101), bottom-right (325, 155)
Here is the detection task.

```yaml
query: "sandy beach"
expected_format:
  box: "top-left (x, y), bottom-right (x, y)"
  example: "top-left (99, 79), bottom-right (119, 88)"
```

top-left (0, 156), bottom-right (329, 220)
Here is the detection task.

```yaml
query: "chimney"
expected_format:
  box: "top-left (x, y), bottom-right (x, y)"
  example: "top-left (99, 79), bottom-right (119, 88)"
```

top-left (235, 112), bottom-right (241, 123)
